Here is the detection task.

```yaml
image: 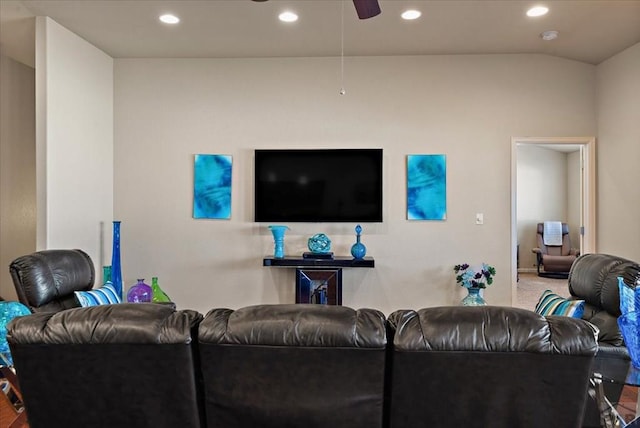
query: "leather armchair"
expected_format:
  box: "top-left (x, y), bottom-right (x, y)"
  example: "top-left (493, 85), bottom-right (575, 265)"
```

top-left (569, 253), bottom-right (639, 349)
top-left (9, 249), bottom-right (94, 313)
top-left (532, 222), bottom-right (579, 278)
top-left (567, 253), bottom-right (640, 427)
top-left (7, 303), bottom-right (204, 428)
top-left (387, 306), bottom-right (599, 428)
top-left (198, 304), bottom-right (387, 428)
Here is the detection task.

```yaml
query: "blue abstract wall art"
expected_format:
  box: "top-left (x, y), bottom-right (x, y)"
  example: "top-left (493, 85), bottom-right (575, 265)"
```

top-left (193, 154), bottom-right (232, 219)
top-left (407, 154), bottom-right (447, 220)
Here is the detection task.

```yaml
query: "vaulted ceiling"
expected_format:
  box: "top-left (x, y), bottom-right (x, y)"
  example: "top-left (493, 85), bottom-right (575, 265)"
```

top-left (2, 0), bottom-right (640, 68)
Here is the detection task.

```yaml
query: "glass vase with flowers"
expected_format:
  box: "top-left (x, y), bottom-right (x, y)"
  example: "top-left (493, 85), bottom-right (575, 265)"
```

top-left (454, 263), bottom-right (496, 306)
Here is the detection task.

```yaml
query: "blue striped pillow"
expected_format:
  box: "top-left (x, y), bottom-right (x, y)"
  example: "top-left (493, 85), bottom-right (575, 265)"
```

top-left (74, 283), bottom-right (121, 307)
top-left (534, 289), bottom-right (585, 318)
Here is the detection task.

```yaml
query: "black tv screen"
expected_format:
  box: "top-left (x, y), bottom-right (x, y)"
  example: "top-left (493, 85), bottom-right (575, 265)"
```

top-left (254, 149), bottom-right (383, 222)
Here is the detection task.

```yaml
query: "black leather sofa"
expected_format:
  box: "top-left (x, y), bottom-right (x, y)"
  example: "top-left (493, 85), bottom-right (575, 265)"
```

top-left (7, 303), bottom-right (599, 428)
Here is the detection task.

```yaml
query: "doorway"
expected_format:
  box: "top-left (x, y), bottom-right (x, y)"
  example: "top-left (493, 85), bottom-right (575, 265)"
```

top-left (510, 137), bottom-right (596, 306)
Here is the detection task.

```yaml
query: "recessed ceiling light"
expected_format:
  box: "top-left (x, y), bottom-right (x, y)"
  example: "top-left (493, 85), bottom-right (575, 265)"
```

top-left (526, 6), bottom-right (549, 17)
top-left (540, 30), bottom-right (559, 41)
top-left (401, 10), bottom-right (422, 20)
top-left (279, 11), bottom-right (298, 23)
top-left (159, 14), bottom-right (180, 24)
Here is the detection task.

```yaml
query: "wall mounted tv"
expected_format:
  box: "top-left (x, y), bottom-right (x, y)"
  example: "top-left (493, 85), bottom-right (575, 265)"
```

top-left (254, 149), bottom-right (383, 223)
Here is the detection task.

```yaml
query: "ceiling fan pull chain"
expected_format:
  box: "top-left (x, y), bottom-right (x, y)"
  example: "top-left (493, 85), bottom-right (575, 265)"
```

top-left (340, 0), bottom-right (346, 95)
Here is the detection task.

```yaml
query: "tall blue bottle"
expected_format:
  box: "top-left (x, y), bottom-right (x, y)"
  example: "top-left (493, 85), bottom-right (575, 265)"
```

top-left (350, 224), bottom-right (367, 260)
top-left (111, 221), bottom-right (123, 299)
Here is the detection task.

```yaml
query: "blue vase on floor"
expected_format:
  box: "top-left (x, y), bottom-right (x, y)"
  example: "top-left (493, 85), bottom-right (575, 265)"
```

top-left (111, 221), bottom-right (123, 300)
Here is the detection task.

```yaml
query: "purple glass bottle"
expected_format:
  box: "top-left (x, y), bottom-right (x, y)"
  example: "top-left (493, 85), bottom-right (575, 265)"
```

top-left (127, 279), bottom-right (153, 303)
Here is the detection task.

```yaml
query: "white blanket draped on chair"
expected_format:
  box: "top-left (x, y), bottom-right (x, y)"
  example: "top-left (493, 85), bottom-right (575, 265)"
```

top-left (543, 221), bottom-right (563, 246)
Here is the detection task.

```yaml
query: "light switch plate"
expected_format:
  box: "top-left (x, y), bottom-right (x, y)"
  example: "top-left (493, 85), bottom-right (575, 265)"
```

top-left (476, 213), bottom-right (484, 225)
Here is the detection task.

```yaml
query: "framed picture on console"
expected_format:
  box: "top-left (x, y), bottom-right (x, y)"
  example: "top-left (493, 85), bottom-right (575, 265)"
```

top-left (296, 269), bottom-right (342, 306)
top-left (406, 154), bottom-right (447, 221)
top-left (193, 154), bottom-right (232, 219)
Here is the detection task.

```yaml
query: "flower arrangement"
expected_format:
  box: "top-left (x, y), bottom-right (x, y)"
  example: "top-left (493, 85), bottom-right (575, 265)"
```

top-left (454, 263), bottom-right (496, 289)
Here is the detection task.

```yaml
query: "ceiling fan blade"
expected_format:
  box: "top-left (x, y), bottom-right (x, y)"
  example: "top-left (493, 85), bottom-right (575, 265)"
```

top-left (352, 0), bottom-right (381, 19)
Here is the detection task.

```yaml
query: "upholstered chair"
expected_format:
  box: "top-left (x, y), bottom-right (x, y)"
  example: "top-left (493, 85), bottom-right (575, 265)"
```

top-left (568, 253), bottom-right (640, 427)
top-left (532, 222), bottom-right (580, 278)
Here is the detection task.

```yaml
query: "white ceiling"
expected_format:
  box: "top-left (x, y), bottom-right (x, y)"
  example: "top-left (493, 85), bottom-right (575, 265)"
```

top-left (1, 0), bottom-right (640, 69)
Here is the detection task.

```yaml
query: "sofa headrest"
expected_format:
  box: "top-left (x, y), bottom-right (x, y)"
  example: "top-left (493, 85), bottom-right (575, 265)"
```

top-left (9, 249), bottom-right (95, 309)
top-left (199, 304), bottom-right (387, 348)
top-left (7, 303), bottom-right (203, 345)
top-left (568, 253), bottom-right (640, 316)
top-left (388, 306), bottom-right (598, 356)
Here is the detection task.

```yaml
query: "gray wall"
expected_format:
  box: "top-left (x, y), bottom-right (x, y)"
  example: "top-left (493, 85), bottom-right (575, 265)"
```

top-left (114, 54), bottom-right (596, 314)
top-left (0, 54), bottom-right (35, 300)
top-left (596, 42), bottom-right (640, 261)
top-left (34, 17), bottom-right (114, 275)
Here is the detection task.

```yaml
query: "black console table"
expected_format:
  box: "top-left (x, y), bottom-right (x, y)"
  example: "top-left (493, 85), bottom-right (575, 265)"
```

top-left (263, 256), bottom-right (375, 305)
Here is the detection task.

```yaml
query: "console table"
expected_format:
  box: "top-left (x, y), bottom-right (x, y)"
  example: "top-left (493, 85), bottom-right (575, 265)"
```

top-left (263, 256), bottom-right (375, 305)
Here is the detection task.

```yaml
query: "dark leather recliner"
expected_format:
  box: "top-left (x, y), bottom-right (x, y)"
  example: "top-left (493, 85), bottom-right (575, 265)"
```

top-left (387, 306), bottom-right (599, 428)
top-left (532, 222), bottom-right (580, 278)
top-left (568, 253), bottom-right (639, 350)
top-left (9, 249), bottom-right (95, 313)
top-left (7, 303), bottom-right (205, 428)
top-left (567, 253), bottom-right (640, 427)
top-left (198, 304), bottom-right (387, 428)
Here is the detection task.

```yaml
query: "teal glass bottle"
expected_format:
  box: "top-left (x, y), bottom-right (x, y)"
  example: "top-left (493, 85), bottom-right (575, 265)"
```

top-left (350, 224), bottom-right (367, 260)
top-left (102, 265), bottom-right (112, 285)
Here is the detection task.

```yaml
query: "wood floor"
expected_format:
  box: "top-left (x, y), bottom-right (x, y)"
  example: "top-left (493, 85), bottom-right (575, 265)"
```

top-left (0, 367), bottom-right (28, 428)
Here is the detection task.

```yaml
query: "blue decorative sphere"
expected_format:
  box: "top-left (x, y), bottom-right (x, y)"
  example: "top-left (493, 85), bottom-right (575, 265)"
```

top-left (308, 233), bottom-right (332, 253)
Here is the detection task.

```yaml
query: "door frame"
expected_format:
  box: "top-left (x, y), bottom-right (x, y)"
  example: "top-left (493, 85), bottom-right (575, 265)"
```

top-left (510, 136), bottom-right (596, 305)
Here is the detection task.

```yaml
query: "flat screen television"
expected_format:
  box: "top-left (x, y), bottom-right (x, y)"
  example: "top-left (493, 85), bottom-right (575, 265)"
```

top-left (254, 149), bottom-right (383, 222)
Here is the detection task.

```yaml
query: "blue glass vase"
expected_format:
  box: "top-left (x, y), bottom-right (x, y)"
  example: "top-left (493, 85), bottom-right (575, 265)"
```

top-left (127, 279), bottom-right (152, 303)
top-left (350, 224), bottom-right (367, 259)
top-left (461, 287), bottom-right (486, 306)
top-left (110, 221), bottom-right (123, 299)
top-left (269, 225), bottom-right (289, 258)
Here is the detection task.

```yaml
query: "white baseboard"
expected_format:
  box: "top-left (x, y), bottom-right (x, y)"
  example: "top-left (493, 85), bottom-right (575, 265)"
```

top-left (518, 268), bottom-right (537, 273)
